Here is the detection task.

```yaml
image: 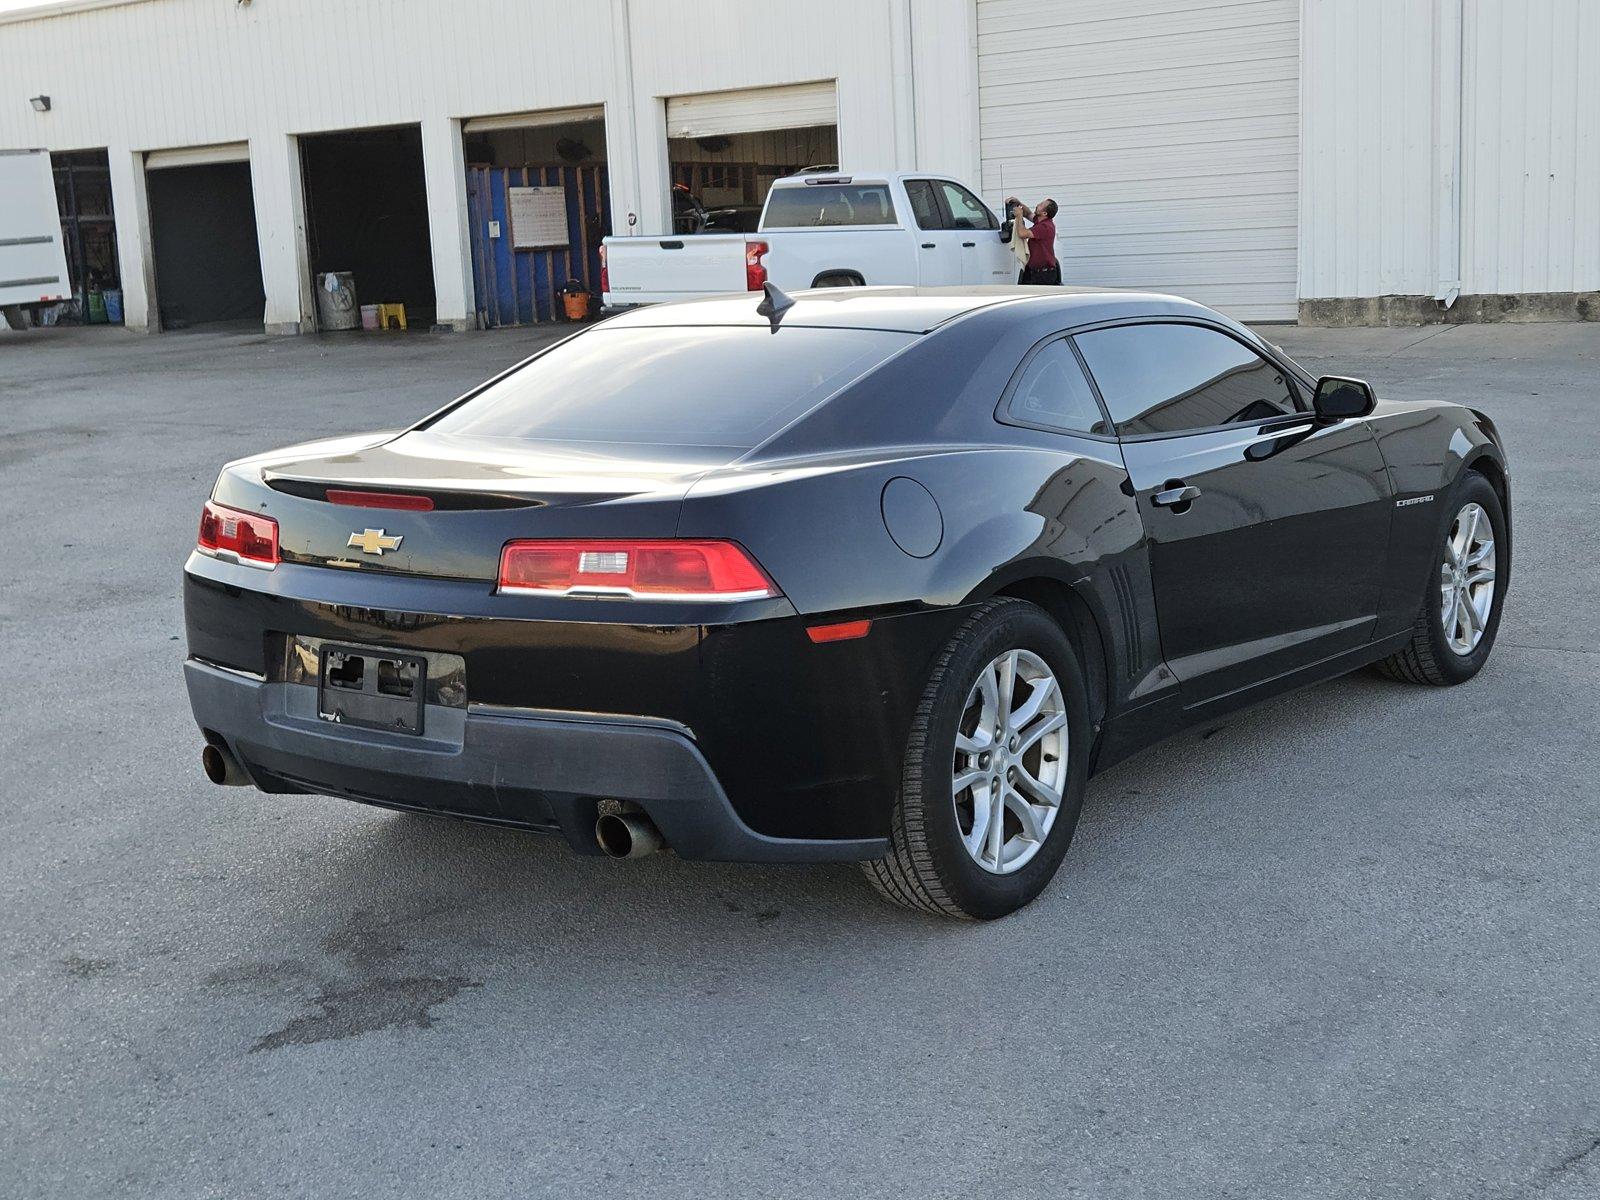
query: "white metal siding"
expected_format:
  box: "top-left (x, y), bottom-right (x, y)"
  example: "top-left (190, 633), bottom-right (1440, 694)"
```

top-left (664, 81), bottom-right (837, 139)
top-left (1460, 0), bottom-right (1600, 296)
top-left (1299, 0), bottom-right (1600, 302)
top-left (976, 0), bottom-right (1300, 320)
top-left (1298, 0), bottom-right (1437, 300)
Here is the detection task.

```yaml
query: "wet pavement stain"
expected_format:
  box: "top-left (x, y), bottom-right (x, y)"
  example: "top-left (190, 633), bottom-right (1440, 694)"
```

top-left (214, 910), bottom-right (481, 1053)
top-left (60, 954), bottom-right (115, 979)
top-left (250, 974), bottom-right (479, 1053)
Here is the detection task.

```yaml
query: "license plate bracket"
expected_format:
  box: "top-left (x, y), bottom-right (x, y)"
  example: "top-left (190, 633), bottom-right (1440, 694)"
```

top-left (317, 645), bottom-right (427, 735)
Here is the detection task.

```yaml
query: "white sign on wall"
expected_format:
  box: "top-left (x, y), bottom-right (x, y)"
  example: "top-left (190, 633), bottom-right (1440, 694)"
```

top-left (508, 186), bottom-right (569, 249)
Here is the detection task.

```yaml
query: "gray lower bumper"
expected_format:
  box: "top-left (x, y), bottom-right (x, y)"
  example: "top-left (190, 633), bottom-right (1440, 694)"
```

top-left (184, 658), bottom-right (886, 863)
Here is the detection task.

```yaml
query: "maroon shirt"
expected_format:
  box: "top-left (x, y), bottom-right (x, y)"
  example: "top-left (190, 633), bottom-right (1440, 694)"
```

top-left (1026, 216), bottom-right (1058, 270)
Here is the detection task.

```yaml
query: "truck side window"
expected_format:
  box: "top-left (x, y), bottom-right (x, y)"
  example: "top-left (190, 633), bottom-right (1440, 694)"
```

top-left (937, 181), bottom-right (998, 230)
top-left (904, 180), bottom-right (943, 231)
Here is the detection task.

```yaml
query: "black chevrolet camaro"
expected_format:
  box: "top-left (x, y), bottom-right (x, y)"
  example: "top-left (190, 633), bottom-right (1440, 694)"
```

top-left (184, 286), bottom-right (1510, 919)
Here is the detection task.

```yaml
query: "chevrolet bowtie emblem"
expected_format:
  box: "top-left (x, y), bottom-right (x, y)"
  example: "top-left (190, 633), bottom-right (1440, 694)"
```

top-left (348, 528), bottom-right (404, 555)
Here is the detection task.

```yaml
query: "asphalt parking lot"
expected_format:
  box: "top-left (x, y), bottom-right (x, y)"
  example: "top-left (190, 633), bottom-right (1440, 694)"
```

top-left (2, 317), bottom-right (1596, 1199)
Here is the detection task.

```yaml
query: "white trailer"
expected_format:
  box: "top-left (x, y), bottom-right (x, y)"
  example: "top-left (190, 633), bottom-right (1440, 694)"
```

top-left (1, 148), bottom-right (71, 329)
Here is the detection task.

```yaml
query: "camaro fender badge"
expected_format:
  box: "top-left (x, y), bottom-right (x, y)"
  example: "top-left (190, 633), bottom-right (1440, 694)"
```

top-left (1395, 494), bottom-right (1435, 508)
top-left (348, 528), bottom-right (404, 555)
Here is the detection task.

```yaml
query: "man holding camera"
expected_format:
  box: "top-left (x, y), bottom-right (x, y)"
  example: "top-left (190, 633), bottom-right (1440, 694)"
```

top-left (1005, 196), bottom-right (1062, 286)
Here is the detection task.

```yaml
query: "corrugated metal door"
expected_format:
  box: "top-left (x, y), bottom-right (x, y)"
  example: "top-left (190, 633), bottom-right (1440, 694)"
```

top-left (976, 0), bottom-right (1300, 321)
top-left (665, 81), bottom-right (837, 139)
top-left (466, 164), bottom-right (608, 327)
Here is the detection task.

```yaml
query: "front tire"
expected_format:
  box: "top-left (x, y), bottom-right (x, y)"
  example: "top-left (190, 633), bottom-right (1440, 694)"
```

top-left (1376, 470), bottom-right (1507, 686)
top-left (863, 598), bottom-right (1091, 920)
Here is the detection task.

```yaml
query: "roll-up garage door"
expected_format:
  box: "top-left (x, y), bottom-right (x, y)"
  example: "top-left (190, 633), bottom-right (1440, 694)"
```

top-left (463, 106), bottom-right (605, 134)
top-left (144, 142), bottom-right (250, 171)
top-left (665, 80), bottom-right (837, 139)
top-left (977, 0), bottom-right (1299, 321)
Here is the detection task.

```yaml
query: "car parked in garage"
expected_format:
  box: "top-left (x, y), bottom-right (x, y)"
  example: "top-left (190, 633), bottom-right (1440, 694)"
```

top-left (183, 285), bottom-right (1510, 919)
top-left (601, 171), bottom-right (1015, 308)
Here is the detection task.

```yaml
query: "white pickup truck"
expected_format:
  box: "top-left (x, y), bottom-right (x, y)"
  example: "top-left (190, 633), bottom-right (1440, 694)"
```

top-left (601, 171), bottom-right (1014, 308)
top-left (1, 148), bottom-right (72, 329)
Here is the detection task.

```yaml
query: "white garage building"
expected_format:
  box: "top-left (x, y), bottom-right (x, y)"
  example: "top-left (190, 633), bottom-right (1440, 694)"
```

top-left (1, 0), bottom-right (1594, 333)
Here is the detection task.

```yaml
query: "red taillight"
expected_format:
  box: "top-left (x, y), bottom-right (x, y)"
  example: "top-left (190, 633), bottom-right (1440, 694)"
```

top-left (806, 619), bottom-right (872, 644)
top-left (498, 539), bottom-right (779, 600)
top-left (325, 488), bottom-right (434, 511)
top-left (599, 244), bottom-right (609, 294)
top-left (745, 240), bottom-right (768, 291)
top-left (197, 500), bottom-right (279, 567)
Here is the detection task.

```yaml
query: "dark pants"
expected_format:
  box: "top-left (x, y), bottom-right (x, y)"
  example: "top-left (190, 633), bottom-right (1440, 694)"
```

top-left (1019, 263), bottom-right (1062, 285)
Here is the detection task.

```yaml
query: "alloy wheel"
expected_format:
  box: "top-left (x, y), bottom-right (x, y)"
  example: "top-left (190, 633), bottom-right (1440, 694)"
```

top-left (952, 649), bottom-right (1069, 875)
top-left (1441, 500), bottom-right (1496, 656)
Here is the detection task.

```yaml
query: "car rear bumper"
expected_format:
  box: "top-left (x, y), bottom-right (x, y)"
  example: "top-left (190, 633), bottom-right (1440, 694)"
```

top-left (185, 657), bottom-right (889, 863)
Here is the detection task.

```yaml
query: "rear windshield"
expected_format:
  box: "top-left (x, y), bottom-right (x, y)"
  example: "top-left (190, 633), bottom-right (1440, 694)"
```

top-left (763, 184), bottom-right (898, 228)
top-left (421, 326), bottom-right (915, 450)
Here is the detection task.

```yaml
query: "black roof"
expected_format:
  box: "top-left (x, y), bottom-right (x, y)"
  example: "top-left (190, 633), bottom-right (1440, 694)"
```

top-left (605, 285), bottom-right (1223, 335)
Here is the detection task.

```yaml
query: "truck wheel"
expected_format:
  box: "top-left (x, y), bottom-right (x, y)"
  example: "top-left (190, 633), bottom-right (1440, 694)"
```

top-left (812, 272), bottom-right (863, 288)
top-left (863, 598), bottom-right (1090, 920)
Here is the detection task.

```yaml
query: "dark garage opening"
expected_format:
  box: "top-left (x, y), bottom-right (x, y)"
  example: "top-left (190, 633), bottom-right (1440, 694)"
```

top-left (146, 160), bottom-right (265, 330)
top-left (300, 125), bottom-right (435, 331)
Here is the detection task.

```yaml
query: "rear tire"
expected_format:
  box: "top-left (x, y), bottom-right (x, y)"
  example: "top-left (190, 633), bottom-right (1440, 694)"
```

top-left (863, 598), bottom-right (1091, 920)
top-left (1375, 470), bottom-right (1507, 686)
top-left (812, 272), bottom-right (863, 288)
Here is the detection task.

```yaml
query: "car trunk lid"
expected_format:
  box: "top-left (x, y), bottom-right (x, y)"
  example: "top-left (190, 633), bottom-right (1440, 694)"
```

top-left (217, 431), bottom-right (724, 581)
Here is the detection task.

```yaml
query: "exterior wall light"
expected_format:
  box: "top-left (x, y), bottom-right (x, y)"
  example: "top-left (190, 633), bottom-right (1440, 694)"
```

top-left (30, 96), bottom-right (51, 112)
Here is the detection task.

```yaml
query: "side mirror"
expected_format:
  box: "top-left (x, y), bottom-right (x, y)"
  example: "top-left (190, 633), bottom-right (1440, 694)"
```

top-left (1313, 375), bottom-right (1376, 423)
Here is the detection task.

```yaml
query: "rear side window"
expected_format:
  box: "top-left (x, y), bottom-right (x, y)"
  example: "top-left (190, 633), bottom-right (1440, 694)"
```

top-left (1004, 339), bottom-right (1108, 435)
top-left (763, 184), bottom-right (898, 228)
top-left (421, 326), bottom-right (915, 450)
top-left (1074, 323), bottom-right (1300, 437)
top-left (904, 180), bottom-right (943, 230)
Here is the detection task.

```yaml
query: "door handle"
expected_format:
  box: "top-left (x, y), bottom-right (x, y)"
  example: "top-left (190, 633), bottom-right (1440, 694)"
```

top-left (920, 242), bottom-right (936, 249)
top-left (1152, 484), bottom-right (1201, 509)
top-left (962, 241), bottom-right (976, 248)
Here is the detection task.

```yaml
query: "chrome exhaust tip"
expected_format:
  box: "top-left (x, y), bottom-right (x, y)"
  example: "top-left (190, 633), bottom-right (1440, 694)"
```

top-left (201, 743), bottom-right (249, 787)
top-left (595, 810), bottom-right (664, 859)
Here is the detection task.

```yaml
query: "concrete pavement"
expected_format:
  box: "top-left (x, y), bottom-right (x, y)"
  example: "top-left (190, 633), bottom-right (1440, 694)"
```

top-left (1, 318), bottom-right (1596, 1199)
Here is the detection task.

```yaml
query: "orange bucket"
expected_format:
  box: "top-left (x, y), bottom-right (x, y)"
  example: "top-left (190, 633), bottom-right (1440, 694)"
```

top-left (562, 291), bottom-right (591, 321)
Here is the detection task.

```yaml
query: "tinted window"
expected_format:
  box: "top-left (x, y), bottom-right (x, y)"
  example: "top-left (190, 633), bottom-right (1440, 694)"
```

top-left (422, 326), bottom-right (914, 450)
top-left (1074, 323), bottom-right (1299, 436)
top-left (937, 181), bottom-right (997, 230)
top-left (763, 184), bottom-right (897, 227)
top-left (904, 180), bottom-right (943, 230)
top-left (1005, 340), bottom-right (1108, 435)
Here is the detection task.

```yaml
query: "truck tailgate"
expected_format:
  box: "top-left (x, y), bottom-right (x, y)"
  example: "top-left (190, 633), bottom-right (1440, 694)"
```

top-left (602, 234), bottom-right (749, 305)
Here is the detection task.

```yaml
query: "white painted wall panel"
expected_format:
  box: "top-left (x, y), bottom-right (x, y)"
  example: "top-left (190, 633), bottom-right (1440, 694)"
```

top-left (977, 0), bottom-right (1301, 320)
top-left (1460, 0), bottom-right (1600, 296)
top-left (1298, 0), bottom-right (1437, 300)
top-left (1300, 0), bottom-right (1599, 302)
